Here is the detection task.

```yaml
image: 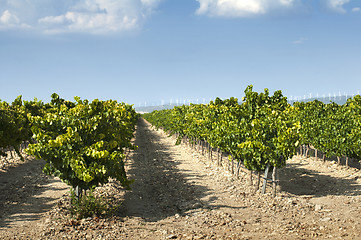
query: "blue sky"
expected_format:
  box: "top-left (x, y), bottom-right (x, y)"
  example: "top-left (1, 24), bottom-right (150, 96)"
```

top-left (1, 0), bottom-right (361, 106)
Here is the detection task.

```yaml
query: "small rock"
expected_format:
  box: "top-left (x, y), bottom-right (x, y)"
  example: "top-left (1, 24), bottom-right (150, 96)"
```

top-left (192, 202), bottom-right (202, 209)
top-left (167, 234), bottom-right (177, 239)
top-left (314, 204), bottom-right (323, 211)
top-left (320, 217), bottom-right (331, 222)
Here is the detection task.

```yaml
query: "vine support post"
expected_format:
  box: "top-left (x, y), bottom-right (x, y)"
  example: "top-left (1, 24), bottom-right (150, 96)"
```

top-left (272, 166), bottom-right (277, 197)
top-left (219, 150), bottom-right (223, 167)
top-left (346, 156), bottom-right (349, 167)
top-left (249, 170), bottom-right (253, 186)
top-left (262, 164), bottom-right (270, 194)
top-left (208, 143), bottom-right (211, 160)
top-left (303, 145), bottom-right (306, 157)
top-left (236, 161), bottom-right (241, 178)
top-left (227, 153), bottom-right (230, 172)
top-left (231, 155), bottom-right (234, 175)
top-left (315, 149), bottom-right (318, 160)
top-left (305, 145), bottom-right (309, 158)
top-left (254, 171), bottom-right (261, 193)
top-left (202, 141), bottom-right (205, 156)
top-left (74, 185), bottom-right (83, 201)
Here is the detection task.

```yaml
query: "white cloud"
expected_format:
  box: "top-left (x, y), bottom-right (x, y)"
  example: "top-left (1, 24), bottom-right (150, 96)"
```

top-left (195, 0), bottom-right (297, 17)
top-left (352, 7), bottom-right (361, 12)
top-left (39, 15), bottom-right (66, 25)
top-left (0, 9), bottom-right (31, 29)
top-left (141, 0), bottom-right (163, 7)
top-left (195, 0), bottom-right (360, 17)
top-left (0, 10), bottom-right (19, 24)
top-left (324, 0), bottom-right (350, 13)
top-left (0, 0), bottom-right (163, 34)
top-left (292, 37), bottom-right (307, 44)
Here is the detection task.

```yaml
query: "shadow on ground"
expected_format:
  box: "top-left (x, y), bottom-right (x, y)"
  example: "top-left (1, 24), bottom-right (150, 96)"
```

top-left (278, 162), bottom-right (361, 197)
top-left (0, 159), bottom-right (69, 229)
top-left (118, 118), bottom-right (212, 222)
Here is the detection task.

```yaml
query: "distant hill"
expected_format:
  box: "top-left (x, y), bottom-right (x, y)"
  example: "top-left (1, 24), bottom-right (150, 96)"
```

top-left (288, 95), bottom-right (354, 105)
top-left (135, 103), bottom-right (181, 113)
top-left (136, 95), bottom-right (357, 113)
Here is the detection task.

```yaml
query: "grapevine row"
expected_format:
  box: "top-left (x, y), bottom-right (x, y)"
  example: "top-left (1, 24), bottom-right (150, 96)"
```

top-left (294, 96), bottom-right (361, 165)
top-left (1, 93), bottom-right (138, 196)
top-left (144, 85), bottom-right (300, 174)
top-left (144, 85), bottom-right (361, 176)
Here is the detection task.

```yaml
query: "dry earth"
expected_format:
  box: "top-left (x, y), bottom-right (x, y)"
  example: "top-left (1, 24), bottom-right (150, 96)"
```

top-left (1, 118), bottom-right (361, 239)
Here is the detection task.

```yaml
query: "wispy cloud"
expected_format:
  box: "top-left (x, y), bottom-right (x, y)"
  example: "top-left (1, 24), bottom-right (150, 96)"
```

top-left (323, 0), bottom-right (350, 13)
top-left (0, 0), bottom-right (163, 34)
top-left (0, 10), bottom-right (19, 25)
top-left (195, 0), bottom-right (359, 17)
top-left (0, 9), bottom-right (30, 29)
top-left (292, 37), bottom-right (307, 44)
top-left (195, 0), bottom-right (296, 17)
top-left (0, 0), bottom-right (359, 34)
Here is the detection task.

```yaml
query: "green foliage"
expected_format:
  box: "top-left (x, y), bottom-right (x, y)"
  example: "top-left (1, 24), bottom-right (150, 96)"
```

top-left (145, 86), bottom-right (361, 168)
top-left (236, 86), bottom-right (300, 171)
top-left (0, 96), bottom-right (40, 158)
top-left (346, 95), bottom-right (361, 159)
top-left (70, 189), bottom-right (116, 219)
top-left (1, 93), bottom-right (138, 217)
top-left (144, 85), bottom-right (300, 171)
top-left (293, 95), bottom-right (361, 161)
top-left (26, 94), bottom-right (138, 191)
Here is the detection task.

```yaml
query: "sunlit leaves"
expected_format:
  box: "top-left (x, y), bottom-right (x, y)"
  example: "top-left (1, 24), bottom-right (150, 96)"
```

top-left (26, 94), bottom-right (138, 190)
top-left (144, 85), bottom-right (300, 172)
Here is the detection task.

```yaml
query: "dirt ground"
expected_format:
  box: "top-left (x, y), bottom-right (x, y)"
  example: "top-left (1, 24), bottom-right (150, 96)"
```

top-left (1, 118), bottom-right (361, 239)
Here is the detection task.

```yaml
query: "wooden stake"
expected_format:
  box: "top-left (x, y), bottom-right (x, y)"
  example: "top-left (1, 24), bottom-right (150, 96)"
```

top-left (219, 150), bottom-right (223, 167)
top-left (255, 171), bottom-right (261, 193)
top-left (303, 145), bottom-right (306, 157)
top-left (208, 143), bottom-right (211, 160)
top-left (346, 156), bottom-right (349, 167)
top-left (209, 146), bottom-right (213, 162)
top-left (249, 170), bottom-right (253, 186)
top-left (272, 167), bottom-right (277, 197)
top-left (262, 164), bottom-right (270, 194)
top-left (236, 161), bottom-right (241, 178)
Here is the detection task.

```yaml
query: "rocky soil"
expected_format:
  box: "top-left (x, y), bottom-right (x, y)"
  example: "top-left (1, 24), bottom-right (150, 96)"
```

top-left (1, 118), bottom-right (361, 239)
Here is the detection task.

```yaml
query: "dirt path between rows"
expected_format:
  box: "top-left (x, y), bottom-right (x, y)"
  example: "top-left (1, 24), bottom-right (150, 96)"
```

top-left (118, 118), bottom-right (361, 239)
top-left (1, 118), bottom-right (361, 239)
top-left (0, 156), bottom-right (69, 238)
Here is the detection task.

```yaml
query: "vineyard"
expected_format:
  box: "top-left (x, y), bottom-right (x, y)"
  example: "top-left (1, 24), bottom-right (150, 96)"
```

top-left (1, 87), bottom-right (361, 239)
top-left (144, 85), bottom-right (361, 195)
top-left (1, 94), bottom-right (138, 201)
